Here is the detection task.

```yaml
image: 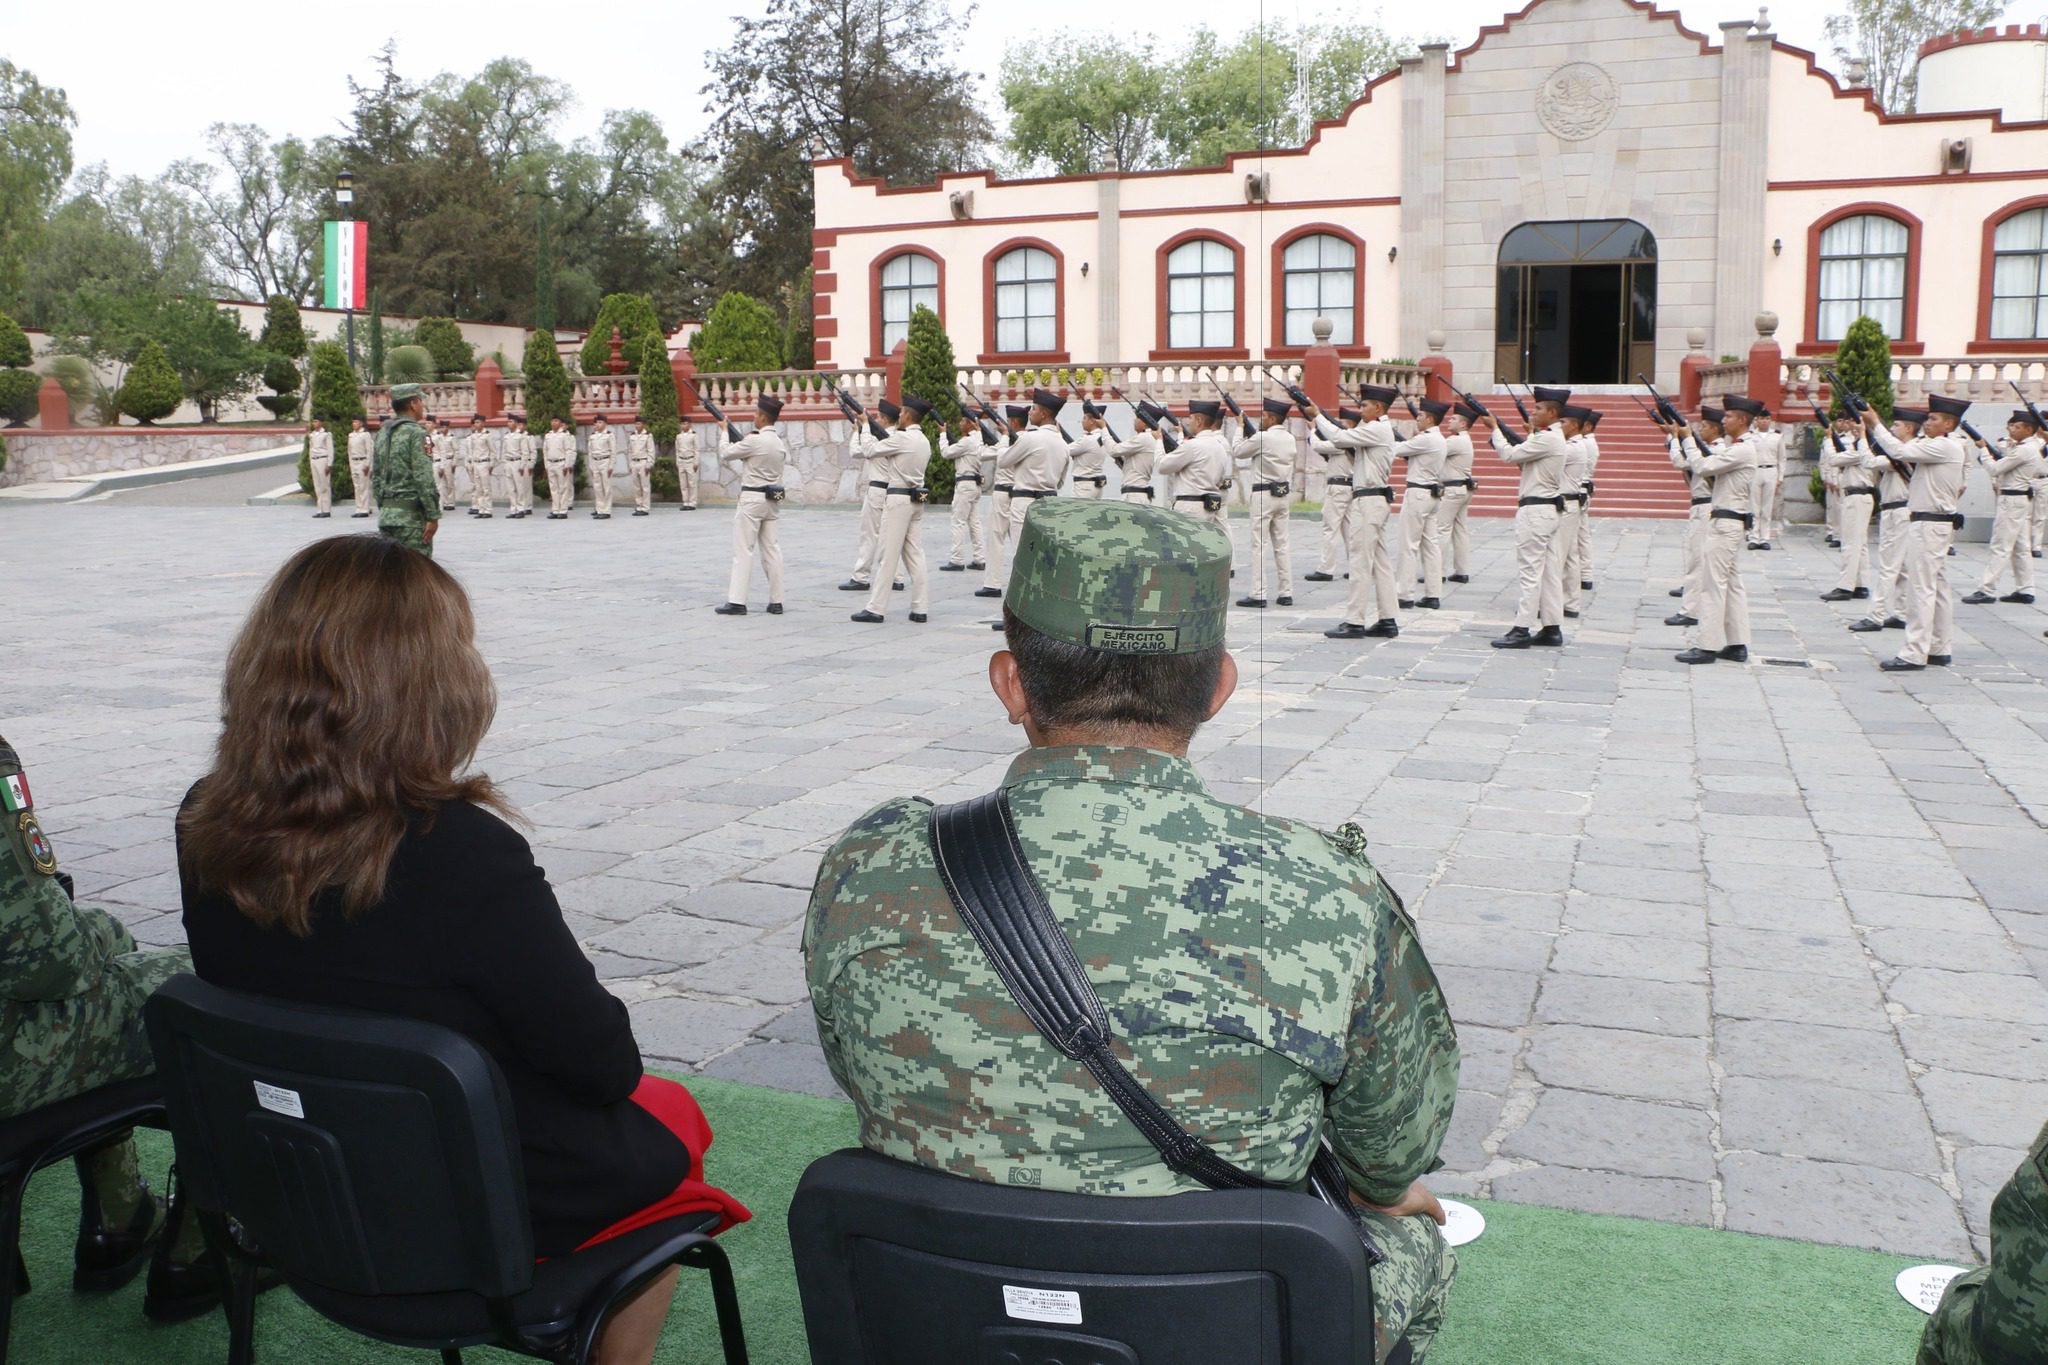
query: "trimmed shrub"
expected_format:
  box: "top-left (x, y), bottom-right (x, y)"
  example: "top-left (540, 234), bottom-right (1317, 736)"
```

top-left (299, 341), bottom-right (365, 499)
top-left (580, 294), bottom-right (663, 377)
top-left (638, 330), bottom-right (682, 501)
top-left (0, 370), bottom-right (38, 426)
top-left (689, 292), bottom-right (785, 373)
top-left (901, 305), bottom-right (962, 502)
top-left (0, 313), bottom-right (31, 368)
top-left (1828, 316), bottom-right (1895, 425)
top-left (258, 296), bottom-right (307, 360)
top-left (384, 345), bottom-right (435, 386)
top-left (257, 354), bottom-right (302, 420)
top-left (414, 316), bottom-right (474, 379)
top-left (117, 341), bottom-right (181, 424)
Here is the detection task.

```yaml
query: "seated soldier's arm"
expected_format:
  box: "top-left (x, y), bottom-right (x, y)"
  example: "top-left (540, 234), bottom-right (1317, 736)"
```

top-left (2, 856), bottom-right (116, 1003)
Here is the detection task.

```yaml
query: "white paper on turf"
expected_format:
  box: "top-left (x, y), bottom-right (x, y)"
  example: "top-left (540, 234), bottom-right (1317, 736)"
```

top-left (1895, 1265), bottom-right (1968, 1314)
top-left (1439, 1200), bottom-right (1485, 1247)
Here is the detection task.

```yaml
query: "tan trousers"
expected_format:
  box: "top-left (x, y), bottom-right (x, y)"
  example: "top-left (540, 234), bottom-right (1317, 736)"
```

top-left (1441, 487), bottom-right (1471, 576)
top-left (1865, 508), bottom-right (1910, 623)
top-left (1071, 479), bottom-right (1107, 500)
top-left (677, 449), bottom-right (699, 507)
top-left (852, 482), bottom-right (888, 581)
top-left (589, 456), bottom-right (614, 515)
top-left (1341, 492), bottom-right (1398, 626)
top-left (950, 479), bottom-right (986, 564)
top-left (1512, 504), bottom-right (1564, 630)
top-left (1902, 519), bottom-right (1955, 663)
top-left (435, 457), bottom-right (457, 507)
top-left (1396, 491), bottom-right (1442, 599)
top-left (981, 490), bottom-right (1013, 590)
top-left (1554, 504), bottom-right (1584, 614)
top-left (1681, 504), bottom-right (1710, 613)
top-left (1247, 489), bottom-right (1292, 599)
top-left (546, 458), bottom-right (575, 515)
top-left (1980, 496), bottom-right (2036, 592)
top-left (1694, 518), bottom-right (1750, 651)
top-left (1575, 498), bottom-right (1594, 583)
top-left (631, 459), bottom-right (654, 513)
top-left (1122, 490), bottom-right (1155, 507)
top-left (1317, 485), bottom-right (1352, 574)
top-left (1751, 466), bottom-right (1780, 543)
top-left (508, 460), bottom-right (533, 515)
top-left (1824, 479), bottom-right (1841, 535)
top-left (728, 493), bottom-right (784, 605)
top-left (1834, 492), bottom-right (1874, 592)
top-left (349, 455), bottom-right (374, 514)
top-left (469, 458), bottom-right (495, 514)
top-left (310, 455), bottom-right (333, 514)
top-left (2033, 488), bottom-right (2048, 548)
top-left (865, 495), bottom-right (930, 616)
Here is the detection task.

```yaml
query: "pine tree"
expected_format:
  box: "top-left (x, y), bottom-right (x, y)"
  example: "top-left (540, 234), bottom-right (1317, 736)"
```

top-left (258, 296), bottom-right (308, 360)
top-left (415, 317), bottom-right (474, 378)
top-left (534, 204), bottom-right (556, 332)
top-left (0, 311), bottom-right (36, 425)
top-left (118, 340), bottom-right (182, 424)
top-left (689, 292), bottom-right (786, 372)
top-left (367, 288), bottom-right (386, 383)
top-left (580, 294), bottom-right (663, 377)
top-left (522, 329), bottom-right (579, 499)
top-left (901, 305), bottom-right (963, 502)
top-left (1830, 315), bottom-right (1895, 425)
top-left (299, 341), bottom-right (365, 498)
top-left (638, 330), bottom-right (683, 501)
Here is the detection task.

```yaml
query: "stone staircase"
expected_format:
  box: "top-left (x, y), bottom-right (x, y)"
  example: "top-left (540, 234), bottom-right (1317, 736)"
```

top-left (1384, 395), bottom-right (1693, 518)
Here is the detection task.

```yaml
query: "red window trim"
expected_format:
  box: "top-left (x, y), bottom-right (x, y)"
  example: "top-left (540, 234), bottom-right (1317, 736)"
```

top-left (1267, 223), bottom-right (1373, 360)
top-left (1797, 203), bottom-right (1924, 356)
top-left (867, 246), bottom-right (946, 367)
top-left (977, 236), bottom-right (1070, 365)
top-left (1151, 228), bottom-right (1249, 361)
top-left (1970, 194), bottom-right (2048, 353)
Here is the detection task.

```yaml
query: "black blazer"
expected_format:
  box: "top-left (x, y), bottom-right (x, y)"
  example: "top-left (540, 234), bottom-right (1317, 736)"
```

top-left (178, 793), bottom-right (687, 1257)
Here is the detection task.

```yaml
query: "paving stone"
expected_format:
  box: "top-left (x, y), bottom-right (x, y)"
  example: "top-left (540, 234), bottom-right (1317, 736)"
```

top-left (1537, 974), bottom-right (1709, 1037)
top-left (1714, 1018), bottom-right (1911, 1093)
top-left (1490, 1166), bottom-right (1712, 1225)
top-left (1707, 926), bottom-right (1871, 979)
top-left (1720, 1153), bottom-right (1973, 1259)
top-left (1432, 964), bottom-right (1540, 1028)
top-left (1569, 862), bottom-right (1706, 905)
top-left (1863, 926), bottom-right (2033, 976)
top-left (1712, 966), bottom-right (1891, 1028)
top-left (1719, 1077), bottom-right (1940, 1172)
top-left (694, 941), bottom-right (811, 1005)
top-left (1548, 930), bottom-right (1707, 984)
top-left (587, 913), bottom-right (757, 969)
top-left (674, 879), bottom-right (811, 928)
top-left (1887, 968), bottom-right (2048, 1026)
top-left (1412, 921), bottom-right (1555, 973)
top-left (756, 1006), bottom-right (822, 1046)
top-left (1417, 884), bottom-right (1565, 933)
top-left (698, 1040), bottom-right (844, 1098)
top-left (1501, 1091), bottom-right (1714, 1182)
top-left (1437, 1091), bottom-right (1501, 1171)
top-left (1524, 1024), bottom-right (1711, 1105)
top-left (1558, 895), bottom-right (1705, 939)
top-left (1916, 1070), bottom-right (2048, 1148)
top-left (1450, 1024), bottom-right (1520, 1094)
top-left (1955, 1143), bottom-right (2030, 1237)
top-left (1895, 1015), bottom-right (2048, 1080)
top-left (629, 997), bottom-right (782, 1066)
top-left (1842, 891), bottom-right (2006, 935)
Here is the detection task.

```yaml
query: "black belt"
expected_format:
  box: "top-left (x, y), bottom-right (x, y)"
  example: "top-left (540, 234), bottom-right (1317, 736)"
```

top-left (1174, 494), bottom-right (1215, 502)
top-left (1690, 495), bottom-right (1712, 506)
top-left (1566, 493), bottom-right (1588, 505)
top-left (1325, 476), bottom-right (1353, 487)
top-left (1077, 474), bottom-right (1107, 484)
top-left (887, 485), bottom-right (928, 502)
top-left (1411, 483), bottom-right (1443, 497)
top-left (1125, 487), bottom-right (1154, 497)
top-left (867, 479), bottom-right (888, 489)
top-left (1011, 489), bottom-right (1057, 499)
top-left (1519, 496), bottom-right (1564, 510)
top-left (956, 474), bottom-right (980, 483)
top-left (1444, 478), bottom-right (1474, 489)
top-left (1358, 486), bottom-right (1395, 501)
top-left (1710, 508), bottom-right (1753, 528)
top-left (1841, 486), bottom-right (1875, 497)
top-left (993, 485), bottom-right (1014, 494)
top-left (1998, 487), bottom-right (2034, 498)
top-left (1881, 499), bottom-right (1907, 511)
top-left (742, 484), bottom-right (786, 500)
top-left (1757, 466), bottom-right (1778, 473)
top-left (1910, 511), bottom-right (1965, 527)
top-left (1252, 481), bottom-right (1291, 494)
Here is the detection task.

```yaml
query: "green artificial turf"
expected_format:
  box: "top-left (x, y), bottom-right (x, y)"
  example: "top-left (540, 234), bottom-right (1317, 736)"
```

top-left (8, 1075), bottom-right (1941, 1364)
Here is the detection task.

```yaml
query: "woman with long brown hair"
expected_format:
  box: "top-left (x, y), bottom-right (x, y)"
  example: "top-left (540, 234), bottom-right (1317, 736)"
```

top-left (177, 535), bottom-right (747, 1365)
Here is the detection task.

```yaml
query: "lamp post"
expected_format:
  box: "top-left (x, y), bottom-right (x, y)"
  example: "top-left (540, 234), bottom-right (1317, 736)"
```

top-left (336, 170), bottom-right (356, 367)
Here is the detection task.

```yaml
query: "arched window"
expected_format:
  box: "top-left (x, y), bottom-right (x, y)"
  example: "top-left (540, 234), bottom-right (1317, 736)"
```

top-left (1989, 207), bottom-right (2048, 340)
top-left (1167, 238), bottom-right (1238, 350)
top-left (1281, 233), bottom-right (1357, 346)
top-left (992, 246), bottom-right (1058, 353)
top-left (877, 252), bottom-right (938, 354)
top-left (1816, 214), bottom-right (1909, 342)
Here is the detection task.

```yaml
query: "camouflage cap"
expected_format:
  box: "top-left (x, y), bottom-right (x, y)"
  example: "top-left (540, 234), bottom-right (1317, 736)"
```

top-left (1008, 498), bottom-right (1231, 655)
top-left (388, 383), bottom-right (423, 403)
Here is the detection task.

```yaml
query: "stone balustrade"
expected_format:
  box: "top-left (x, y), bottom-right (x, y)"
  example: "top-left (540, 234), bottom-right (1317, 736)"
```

top-left (1698, 362), bottom-right (1749, 402)
top-left (956, 359), bottom-right (1425, 409)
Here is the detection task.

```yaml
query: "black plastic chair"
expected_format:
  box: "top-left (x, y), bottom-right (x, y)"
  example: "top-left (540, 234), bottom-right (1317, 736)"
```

top-left (789, 1146), bottom-right (1402, 1365)
top-left (0, 1075), bottom-right (168, 1364)
top-left (143, 974), bottom-right (748, 1365)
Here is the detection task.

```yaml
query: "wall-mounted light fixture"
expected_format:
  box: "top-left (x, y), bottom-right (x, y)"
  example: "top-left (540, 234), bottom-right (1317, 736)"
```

top-left (1772, 238), bottom-right (1782, 256)
top-left (1080, 261), bottom-right (1089, 278)
top-left (1387, 246), bottom-right (1399, 263)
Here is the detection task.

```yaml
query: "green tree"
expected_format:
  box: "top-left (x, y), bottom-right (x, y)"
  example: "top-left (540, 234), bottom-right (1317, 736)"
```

top-left (1001, 37), bottom-right (1163, 174)
top-left (1829, 315), bottom-right (1895, 424)
top-left (638, 329), bottom-right (682, 500)
top-left (901, 304), bottom-right (961, 501)
top-left (367, 288), bottom-right (385, 381)
top-left (522, 327), bottom-right (578, 499)
top-left (0, 311), bottom-right (30, 367)
top-left (19, 169), bottom-right (209, 332)
top-left (259, 294), bottom-right (307, 359)
top-left (1827, 0), bottom-right (2006, 112)
top-left (300, 340), bottom-right (366, 498)
top-left (257, 355), bottom-right (302, 420)
top-left (689, 291), bottom-right (785, 373)
top-left (118, 339), bottom-right (181, 424)
top-left (414, 315), bottom-right (474, 378)
top-left (384, 344), bottom-right (435, 385)
top-left (579, 293), bottom-right (663, 376)
top-left (44, 353), bottom-right (93, 419)
top-left (144, 295), bottom-right (262, 422)
top-left (0, 61), bottom-right (76, 312)
top-left (782, 267), bottom-right (815, 370)
top-left (167, 122), bottom-right (325, 301)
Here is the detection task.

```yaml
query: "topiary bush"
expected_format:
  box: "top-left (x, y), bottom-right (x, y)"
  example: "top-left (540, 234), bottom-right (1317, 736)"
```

top-left (1828, 315), bottom-right (1894, 425)
top-left (299, 340), bottom-right (365, 499)
top-left (118, 340), bottom-right (182, 424)
top-left (638, 330), bottom-right (682, 501)
top-left (257, 354), bottom-right (302, 420)
top-left (0, 313), bottom-right (31, 368)
top-left (689, 292), bottom-right (785, 373)
top-left (0, 311), bottom-right (36, 426)
top-left (580, 294), bottom-right (663, 377)
top-left (414, 316), bottom-right (474, 379)
top-left (384, 344), bottom-right (435, 386)
top-left (901, 304), bottom-right (962, 503)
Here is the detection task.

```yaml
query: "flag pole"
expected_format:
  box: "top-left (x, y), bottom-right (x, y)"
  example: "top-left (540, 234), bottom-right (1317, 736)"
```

top-left (336, 170), bottom-right (357, 369)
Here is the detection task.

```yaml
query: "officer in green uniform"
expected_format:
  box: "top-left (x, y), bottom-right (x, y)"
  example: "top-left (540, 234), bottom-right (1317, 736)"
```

top-left (373, 384), bottom-right (440, 556)
top-left (1919, 1118), bottom-right (2048, 1365)
top-left (803, 498), bottom-right (1461, 1363)
top-left (1, 732), bottom-right (206, 1306)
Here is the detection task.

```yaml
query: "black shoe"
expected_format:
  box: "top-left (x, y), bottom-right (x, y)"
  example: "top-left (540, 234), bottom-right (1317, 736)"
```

top-left (1532, 625), bottom-right (1565, 646)
top-left (839, 580), bottom-right (871, 592)
top-left (73, 1185), bottom-right (165, 1293)
top-left (1847, 619), bottom-right (1884, 632)
top-left (850, 610), bottom-right (884, 623)
top-left (1305, 571), bottom-right (1335, 582)
top-left (468, 509), bottom-right (480, 517)
top-left (1963, 591), bottom-right (1998, 605)
top-left (1825, 536), bottom-right (1840, 546)
top-left (909, 612), bottom-right (928, 623)
top-left (969, 561), bottom-right (986, 570)
top-left (351, 511), bottom-right (370, 518)
top-left (1880, 657), bottom-right (1925, 671)
top-left (892, 582), bottom-right (905, 591)
top-left (939, 563), bottom-right (966, 572)
top-left (314, 511), bottom-right (332, 519)
top-left (714, 603), bottom-right (747, 615)
top-left (974, 586), bottom-right (1002, 598)
top-left (1928, 654), bottom-right (1952, 666)
top-left (1668, 587), bottom-right (1684, 598)
top-left (1820, 589), bottom-right (1855, 602)
top-left (1562, 608), bottom-right (1580, 619)
top-left (478, 512), bottom-right (493, 519)
top-left (990, 621), bottom-right (1005, 631)
top-left (1676, 648), bottom-right (1718, 665)
top-left (1491, 627), bottom-right (1533, 649)
top-left (1852, 587), bottom-right (1870, 598)
top-left (766, 603), bottom-right (783, 615)
top-left (142, 1187), bottom-right (281, 1325)
top-left (2001, 592), bottom-right (2036, 604)
top-left (633, 509), bottom-right (648, 516)
top-left (1885, 616), bottom-right (1907, 629)
top-left (1448, 574), bottom-right (1470, 584)
top-left (595, 512), bottom-right (611, 519)
top-left (2035, 550), bottom-right (2044, 559)
top-left (442, 503), bottom-right (455, 511)
top-left (1398, 599), bottom-right (1417, 610)
top-left (1363, 619), bottom-right (1399, 638)
top-left (1417, 597), bottom-right (1441, 609)
top-left (1325, 622), bottom-right (1368, 639)
top-left (1948, 546), bottom-right (1957, 556)
top-left (547, 512), bottom-right (564, 519)
top-left (1665, 614), bottom-right (1698, 627)
top-left (1718, 645), bottom-right (1749, 662)
top-left (1237, 596), bottom-right (1268, 608)
top-left (1277, 595), bottom-right (1294, 606)
top-left (1580, 580), bottom-right (1593, 590)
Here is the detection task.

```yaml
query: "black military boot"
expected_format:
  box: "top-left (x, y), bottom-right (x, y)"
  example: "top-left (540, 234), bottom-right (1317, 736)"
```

top-left (1491, 627), bottom-right (1532, 649)
top-left (72, 1163), bottom-right (164, 1293)
top-left (1718, 644), bottom-right (1749, 662)
top-left (713, 602), bottom-right (747, 615)
top-left (1532, 625), bottom-right (1565, 646)
top-left (1304, 570), bottom-right (1335, 582)
top-left (1362, 619), bottom-right (1399, 638)
top-left (1675, 648), bottom-right (1717, 665)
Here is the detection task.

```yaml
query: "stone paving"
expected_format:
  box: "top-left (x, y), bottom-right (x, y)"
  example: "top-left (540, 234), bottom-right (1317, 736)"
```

top-left (6, 484), bottom-right (2048, 1265)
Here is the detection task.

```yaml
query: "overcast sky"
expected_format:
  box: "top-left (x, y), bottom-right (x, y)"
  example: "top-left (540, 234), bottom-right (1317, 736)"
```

top-left (10, 0), bottom-right (2026, 183)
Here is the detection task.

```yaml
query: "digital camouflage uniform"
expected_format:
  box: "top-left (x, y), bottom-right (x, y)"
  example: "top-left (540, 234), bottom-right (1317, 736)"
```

top-left (804, 499), bottom-right (1462, 1363)
top-left (373, 392), bottom-right (439, 556)
top-left (1919, 1119), bottom-right (2048, 1365)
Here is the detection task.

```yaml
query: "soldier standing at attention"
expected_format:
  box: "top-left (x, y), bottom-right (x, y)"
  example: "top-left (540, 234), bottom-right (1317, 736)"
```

top-left (1068, 402), bottom-right (1110, 499)
top-left (1574, 409), bottom-right (1602, 590)
top-left (1669, 397), bottom-right (1760, 665)
top-left (1868, 394), bottom-right (1970, 671)
top-left (852, 395), bottom-right (936, 625)
top-left (1748, 413), bottom-right (1784, 550)
top-left (1393, 399), bottom-right (1450, 611)
top-left (843, 404), bottom-right (895, 592)
top-left (430, 419), bottom-right (458, 511)
top-left (1304, 405), bottom-right (1358, 584)
top-left (1106, 403), bottom-right (1166, 505)
top-left (585, 416), bottom-right (617, 520)
top-left (1849, 408), bottom-right (1922, 635)
top-left (675, 416), bottom-right (700, 511)
top-left (1819, 415), bottom-right (1875, 602)
top-left (346, 417), bottom-right (375, 518)
top-left (714, 396), bottom-right (789, 617)
top-left (1917, 1118), bottom-right (2048, 1365)
top-left (1308, 386), bottom-right (1401, 641)
top-left (1161, 399), bottom-right (1233, 539)
top-left (373, 385), bottom-right (440, 555)
top-left (2032, 433), bottom-right (2048, 558)
top-left (1229, 397), bottom-right (1298, 609)
top-left (502, 414), bottom-right (535, 519)
top-left (1441, 405), bottom-right (1478, 585)
top-left (543, 416), bottom-right (577, 519)
top-left (974, 406), bottom-right (1029, 599)
top-left (628, 419), bottom-right (657, 516)
top-left (464, 414), bottom-right (497, 518)
top-left (1553, 406), bottom-right (1594, 621)
top-left (1481, 385), bottom-right (1571, 650)
top-left (306, 421), bottom-right (336, 519)
top-left (940, 413), bottom-right (988, 572)
top-left (1962, 409), bottom-right (2043, 606)
top-left (803, 498), bottom-right (1461, 1365)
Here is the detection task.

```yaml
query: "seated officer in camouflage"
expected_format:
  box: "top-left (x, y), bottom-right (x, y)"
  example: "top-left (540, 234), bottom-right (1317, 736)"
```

top-left (373, 383), bottom-right (440, 556)
top-left (1919, 1117), bottom-right (2046, 1365)
top-left (1, 732), bottom-right (209, 1310)
top-left (804, 498), bottom-right (1462, 1362)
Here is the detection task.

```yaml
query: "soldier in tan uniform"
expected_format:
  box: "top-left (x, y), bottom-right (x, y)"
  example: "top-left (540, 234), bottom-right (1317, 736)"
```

top-left (503, 415), bottom-right (535, 519)
top-left (852, 395), bottom-right (937, 625)
top-left (1848, 409), bottom-right (1921, 633)
top-left (1553, 406), bottom-right (1594, 620)
top-left (1229, 397), bottom-right (1298, 608)
top-left (306, 422), bottom-right (336, 518)
top-left (1160, 399), bottom-right (1233, 542)
top-left (1481, 386), bottom-right (1571, 649)
top-left (1962, 410), bottom-right (2043, 606)
top-left (431, 419), bottom-right (459, 510)
top-left (978, 392), bottom-right (1068, 606)
top-left (628, 419), bottom-right (658, 516)
top-left (464, 415), bottom-right (498, 518)
top-left (843, 407), bottom-right (894, 592)
top-left (1106, 404), bottom-right (1166, 505)
top-left (675, 418), bottom-right (700, 511)
top-left (714, 397), bottom-right (789, 616)
top-left (940, 414), bottom-right (988, 571)
top-left (1669, 396), bottom-right (1759, 665)
top-left (1068, 403), bottom-right (1110, 499)
top-left (1393, 399), bottom-right (1450, 611)
top-left (346, 417), bottom-right (375, 517)
top-left (1747, 415), bottom-right (1784, 550)
top-left (1819, 416), bottom-right (1875, 602)
top-left (1868, 394), bottom-right (1970, 670)
top-left (585, 416), bottom-right (617, 519)
top-left (1309, 386), bottom-right (1402, 640)
top-left (1575, 409), bottom-right (1602, 590)
top-left (543, 416), bottom-right (577, 519)
top-left (1441, 406), bottom-right (1478, 586)
top-left (1304, 405), bottom-right (1358, 584)
top-left (1664, 407), bottom-right (1718, 628)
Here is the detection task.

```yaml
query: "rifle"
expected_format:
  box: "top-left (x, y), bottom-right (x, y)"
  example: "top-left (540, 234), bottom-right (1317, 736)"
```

top-left (1256, 365), bottom-right (1316, 414)
top-left (2011, 380), bottom-right (2048, 435)
top-left (1403, 396), bottom-right (1420, 421)
top-left (1204, 371), bottom-right (1245, 423)
top-left (1636, 373), bottom-right (1685, 429)
top-left (1445, 380), bottom-right (1523, 445)
top-left (1810, 402), bottom-right (1848, 454)
top-left (1135, 389), bottom-right (1185, 434)
top-left (678, 377), bottom-right (742, 443)
top-left (1626, 392), bottom-right (1663, 424)
top-left (959, 383), bottom-right (1012, 439)
top-left (1506, 383), bottom-right (1535, 430)
top-left (1824, 367), bottom-right (1911, 483)
top-left (824, 375), bottom-right (887, 441)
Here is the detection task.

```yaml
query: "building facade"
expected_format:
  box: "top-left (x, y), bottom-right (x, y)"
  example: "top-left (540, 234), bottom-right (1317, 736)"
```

top-left (810, 0), bottom-right (2048, 388)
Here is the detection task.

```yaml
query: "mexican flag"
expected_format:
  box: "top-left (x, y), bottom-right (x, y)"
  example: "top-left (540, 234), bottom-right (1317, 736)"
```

top-left (1, 771), bottom-right (29, 813)
top-left (323, 220), bottom-right (368, 310)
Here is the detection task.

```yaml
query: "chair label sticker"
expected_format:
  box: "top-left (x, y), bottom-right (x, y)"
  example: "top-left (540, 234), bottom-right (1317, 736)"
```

top-left (1002, 1285), bottom-right (1083, 1324)
top-left (253, 1080), bottom-right (305, 1119)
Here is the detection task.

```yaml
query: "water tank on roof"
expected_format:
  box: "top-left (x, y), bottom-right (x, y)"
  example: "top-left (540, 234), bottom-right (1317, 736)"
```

top-left (1916, 25), bottom-right (2048, 121)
